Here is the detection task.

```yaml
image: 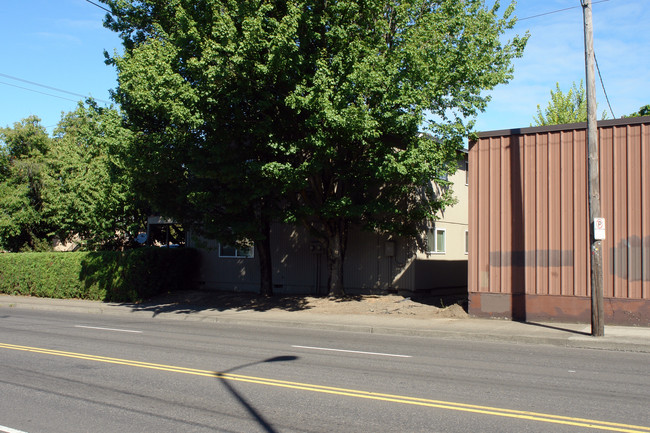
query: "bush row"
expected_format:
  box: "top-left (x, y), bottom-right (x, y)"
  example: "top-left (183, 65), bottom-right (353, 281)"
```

top-left (0, 248), bottom-right (200, 302)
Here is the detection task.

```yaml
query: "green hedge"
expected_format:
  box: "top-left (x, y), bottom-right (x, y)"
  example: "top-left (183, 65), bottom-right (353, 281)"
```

top-left (0, 248), bottom-right (200, 302)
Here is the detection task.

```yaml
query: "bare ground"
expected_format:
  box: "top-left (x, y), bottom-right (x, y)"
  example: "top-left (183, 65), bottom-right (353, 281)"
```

top-left (145, 290), bottom-right (469, 320)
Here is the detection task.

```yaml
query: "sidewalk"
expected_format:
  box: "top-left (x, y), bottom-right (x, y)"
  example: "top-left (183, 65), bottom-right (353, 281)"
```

top-left (1, 294), bottom-right (649, 353)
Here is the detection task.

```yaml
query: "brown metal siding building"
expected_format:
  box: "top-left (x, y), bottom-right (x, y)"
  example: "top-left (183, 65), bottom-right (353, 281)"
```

top-left (468, 116), bottom-right (650, 325)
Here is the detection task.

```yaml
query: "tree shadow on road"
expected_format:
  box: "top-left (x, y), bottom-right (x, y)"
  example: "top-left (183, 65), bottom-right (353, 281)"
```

top-left (114, 288), bottom-right (470, 318)
top-left (119, 289), bottom-right (313, 317)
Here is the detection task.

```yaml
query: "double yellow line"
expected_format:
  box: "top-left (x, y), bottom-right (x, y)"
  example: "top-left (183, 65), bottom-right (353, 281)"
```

top-left (1, 342), bottom-right (649, 432)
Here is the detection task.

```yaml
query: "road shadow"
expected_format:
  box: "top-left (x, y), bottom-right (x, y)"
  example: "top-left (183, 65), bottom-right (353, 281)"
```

top-left (213, 355), bottom-right (299, 433)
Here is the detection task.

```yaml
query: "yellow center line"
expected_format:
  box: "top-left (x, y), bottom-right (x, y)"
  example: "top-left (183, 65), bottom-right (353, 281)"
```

top-left (1, 342), bottom-right (648, 433)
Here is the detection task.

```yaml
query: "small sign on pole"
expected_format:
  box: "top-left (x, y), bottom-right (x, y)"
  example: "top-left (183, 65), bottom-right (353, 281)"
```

top-left (593, 217), bottom-right (606, 240)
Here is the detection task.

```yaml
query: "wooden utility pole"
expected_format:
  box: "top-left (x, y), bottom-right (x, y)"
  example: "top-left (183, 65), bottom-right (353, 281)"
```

top-left (582, 0), bottom-right (605, 337)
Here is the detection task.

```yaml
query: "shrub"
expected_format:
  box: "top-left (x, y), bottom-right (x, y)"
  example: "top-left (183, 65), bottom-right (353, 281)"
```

top-left (0, 248), bottom-right (200, 302)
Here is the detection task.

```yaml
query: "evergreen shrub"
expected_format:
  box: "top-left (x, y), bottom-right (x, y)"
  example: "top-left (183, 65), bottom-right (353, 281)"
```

top-left (0, 248), bottom-right (199, 302)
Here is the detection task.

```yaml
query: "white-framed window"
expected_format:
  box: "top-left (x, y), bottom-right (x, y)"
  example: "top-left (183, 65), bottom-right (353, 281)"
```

top-left (219, 243), bottom-right (254, 258)
top-left (465, 160), bottom-right (469, 185)
top-left (426, 228), bottom-right (446, 254)
top-left (465, 230), bottom-right (469, 255)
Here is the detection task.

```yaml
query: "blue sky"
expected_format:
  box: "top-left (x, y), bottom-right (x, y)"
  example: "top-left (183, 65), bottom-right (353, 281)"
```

top-left (1, 0), bottom-right (648, 135)
top-left (476, 0), bottom-right (650, 132)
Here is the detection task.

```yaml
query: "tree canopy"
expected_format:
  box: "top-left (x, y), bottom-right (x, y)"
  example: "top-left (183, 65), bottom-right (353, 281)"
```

top-left (101, 0), bottom-right (527, 295)
top-left (533, 80), bottom-right (607, 126)
top-left (1, 106), bottom-right (147, 252)
top-left (42, 101), bottom-right (145, 249)
top-left (0, 116), bottom-right (52, 251)
top-left (624, 104), bottom-right (650, 118)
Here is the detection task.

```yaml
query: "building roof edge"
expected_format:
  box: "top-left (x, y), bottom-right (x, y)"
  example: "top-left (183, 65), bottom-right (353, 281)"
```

top-left (475, 115), bottom-right (650, 139)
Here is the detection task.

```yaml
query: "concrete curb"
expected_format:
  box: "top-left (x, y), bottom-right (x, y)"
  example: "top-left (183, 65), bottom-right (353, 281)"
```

top-left (1, 296), bottom-right (649, 353)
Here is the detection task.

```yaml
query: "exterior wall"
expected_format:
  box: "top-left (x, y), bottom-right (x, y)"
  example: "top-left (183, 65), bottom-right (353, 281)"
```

top-left (416, 155), bottom-right (469, 262)
top-left (190, 224), bottom-right (418, 295)
top-left (438, 157), bottom-right (470, 227)
top-left (468, 117), bottom-right (650, 325)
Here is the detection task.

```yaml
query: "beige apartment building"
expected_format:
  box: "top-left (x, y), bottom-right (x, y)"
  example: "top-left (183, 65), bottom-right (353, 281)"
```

top-left (189, 152), bottom-right (469, 296)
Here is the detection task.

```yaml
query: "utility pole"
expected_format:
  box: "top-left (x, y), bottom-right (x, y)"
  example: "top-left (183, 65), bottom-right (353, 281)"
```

top-left (582, 0), bottom-right (605, 337)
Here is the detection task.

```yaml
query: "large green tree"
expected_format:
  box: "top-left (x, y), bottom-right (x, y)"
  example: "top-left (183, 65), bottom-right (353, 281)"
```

top-left (42, 101), bottom-right (145, 249)
top-left (102, 0), bottom-right (302, 295)
top-left (101, 0), bottom-right (527, 296)
top-left (0, 116), bottom-right (52, 251)
top-left (272, 1), bottom-right (526, 295)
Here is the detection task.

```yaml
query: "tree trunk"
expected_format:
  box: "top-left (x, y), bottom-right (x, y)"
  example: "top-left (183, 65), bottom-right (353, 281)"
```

top-left (256, 216), bottom-right (273, 297)
top-left (326, 219), bottom-right (347, 297)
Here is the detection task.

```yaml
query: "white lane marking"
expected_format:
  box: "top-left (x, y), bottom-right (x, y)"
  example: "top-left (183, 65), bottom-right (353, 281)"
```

top-left (75, 325), bottom-right (142, 334)
top-left (291, 345), bottom-right (411, 358)
top-left (0, 425), bottom-right (29, 433)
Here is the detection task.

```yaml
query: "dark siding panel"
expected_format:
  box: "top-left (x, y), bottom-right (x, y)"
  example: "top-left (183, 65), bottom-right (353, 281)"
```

top-left (510, 135), bottom-right (526, 293)
top-left (468, 142), bottom-right (478, 294)
top-left (500, 136), bottom-right (511, 293)
top-left (639, 125), bottom-right (650, 299)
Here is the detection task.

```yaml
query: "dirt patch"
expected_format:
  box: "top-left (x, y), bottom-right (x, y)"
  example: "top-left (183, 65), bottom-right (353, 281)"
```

top-left (304, 294), bottom-right (468, 319)
top-left (144, 290), bottom-right (468, 320)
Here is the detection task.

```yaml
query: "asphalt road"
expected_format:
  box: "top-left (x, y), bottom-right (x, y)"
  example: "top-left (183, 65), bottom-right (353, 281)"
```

top-left (0, 309), bottom-right (649, 433)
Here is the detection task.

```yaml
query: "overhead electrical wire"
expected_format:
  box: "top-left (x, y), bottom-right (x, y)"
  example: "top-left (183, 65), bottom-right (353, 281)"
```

top-left (581, 0), bottom-right (616, 119)
top-left (517, 1), bottom-right (617, 118)
top-left (84, 0), bottom-right (112, 14)
top-left (0, 80), bottom-right (79, 103)
top-left (517, 0), bottom-right (610, 21)
top-left (0, 72), bottom-right (111, 105)
top-left (1, 1), bottom-right (116, 111)
top-left (594, 54), bottom-right (615, 118)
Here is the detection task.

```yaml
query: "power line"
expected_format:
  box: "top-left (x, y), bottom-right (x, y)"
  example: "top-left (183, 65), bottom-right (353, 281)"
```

top-left (0, 72), bottom-right (111, 105)
top-left (518, 5), bottom-right (583, 21)
top-left (0, 1), bottom-right (116, 110)
top-left (518, 0), bottom-right (610, 21)
top-left (0, 80), bottom-right (79, 103)
top-left (594, 54), bottom-right (615, 118)
top-left (84, 0), bottom-right (112, 14)
top-left (516, 1), bottom-right (617, 119)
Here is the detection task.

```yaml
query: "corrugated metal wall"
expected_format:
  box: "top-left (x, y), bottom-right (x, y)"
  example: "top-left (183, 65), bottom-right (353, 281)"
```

top-left (469, 117), bottom-right (650, 321)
